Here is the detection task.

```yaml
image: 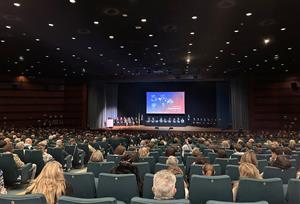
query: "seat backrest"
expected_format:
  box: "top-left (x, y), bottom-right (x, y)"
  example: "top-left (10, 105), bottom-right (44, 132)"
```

top-left (206, 201), bottom-right (268, 204)
top-left (58, 196), bottom-right (122, 204)
top-left (0, 153), bottom-right (18, 185)
top-left (230, 154), bottom-right (242, 161)
top-left (203, 149), bottom-right (213, 156)
top-left (107, 155), bottom-right (122, 164)
top-left (214, 158), bottom-right (238, 174)
top-left (97, 173), bottom-right (139, 204)
top-left (139, 157), bottom-right (155, 173)
top-left (131, 197), bottom-right (190, 204)
top-left (189, 164), bottom-right (221, 178)
top-left (256, 154), bottom-right (271, 160)
top-left (0, 194), bottom-right (47, 204)
top-left (287, 178), bottom-right (300, 204)
top-left (24, 150), bottom-right (45, 175)
top-left (189, 175), bottom-right (233, 204)
top-left (236, 178), bottom-right (284, 204)
top-left (158, 156), bottom-right (182, 164)
top-left (13, 149), bottom-right (25, 162)
top-left (185, 156), bottom-right (196, 172)
top-left (87, 162), bottom-right (116, 177)
top-left (143, 173), bottom-right (185, 199)
top-left (263, 166), bottom-right (297, 184)
top-left (208, 152), bottom-right (217, 164)
top-left (225, 165), bottom-right (240, 181)
top-left (132, 162), bottom-right (150, 180)
top-left (257, 159), bottom-right (268, 173)
top-left (49, 148), bottom-right (65, 165)
top-left (78, 143), bottom-right (91, 164)
top-left (64, 172), bottom-right (96, 198)
top-left (225, 149), bottom-right (235, 158)
top-left (149, 152), bottom-right (159, 162)
top-left (154, 163), bottom-right (185, 173)
top-left (289, 159), bottom-right (297, 168)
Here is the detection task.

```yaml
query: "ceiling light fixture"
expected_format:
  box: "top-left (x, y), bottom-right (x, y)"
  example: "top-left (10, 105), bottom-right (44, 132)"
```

top-left (234, 29), bottom-right (239, 33)
top-left (109, 35), bottom-right (114, 39)
top-left (288, 47), bottom-right (292, 50)
top-left (5, 25), bottom-right (11, 29)
top-left (135, 26), bottom-right (142, 30)
top-left (190, 32), bottom-right (195, 35)
top-left (35, 38), bottom-right (40, 42)
top-left (226, 41), bottom-right (230, 45)
top-left (148, 34), bottom-right (153, 37)
top-left (189, 43), bottom-right (193, 46)
top-left (69, 0), bottom-right (76, 3)
top-left (93, 21), bottom-right (99, 25)
top-left (246, 12), bottom-right (252, 16)
top-left (48, 23), bottom-right (54, 27)
top-left (153, 44), bottom-right (158, 47)
top-left (280, 27), bottom-right (286, 31)
top-left (252, 48), bottom-right (257, 52)
top-left (56, 47), bottom-right (60, 51)
top-left (192, 16), bottom-right (198, 20)
top-left (122, 13), bottom-right (128, 17)
top-left (26, 48), bottom-right (30, 51)
top-left (186, 58), bottom-right (190, 64)
top-left (141, 18), bottom-right (147, 23)
top-left (120, 45), bottom-right (124, 48)
top-left (71, 37), bottom-right (76, 40)
top-left (13, 2), bottom-right (21, 7)
top-left (87, 46), bottom-right (92, 50)
top-left (0, 40), bottom-right (5, 43)
top-left (263, 38), bottom-right (271, 45)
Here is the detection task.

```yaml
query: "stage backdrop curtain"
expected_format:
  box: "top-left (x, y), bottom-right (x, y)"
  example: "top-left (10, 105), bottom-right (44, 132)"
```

top-left (230, 77), bottom-right (249, 130)
top-left (88, 82), bottom-right (118, 129)
top-left (216, 82), bottom-right (231, 129)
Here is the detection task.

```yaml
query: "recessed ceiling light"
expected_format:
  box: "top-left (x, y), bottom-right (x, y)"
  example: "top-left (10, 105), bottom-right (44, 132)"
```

top-left (45, 55), bottom-right (49, 58)
top-left (56, 47), bottom-right (60, 51)
top-left (226, 41), bottom-right (230, 45)
top-left (120, 45), bottom-right (124, 48)
top-left (252, 48), bottom-right (257, 52)
top-left (264, 59), bottom-right (268, 62)
top-left (99, 53), bottom-right (103, 57)
top-left (48, 23), bottom-right (54, 27)
top-left (190, 32), bottom-right (195, 35)
top-left (188, 51), bottom-right (191, 54)
top-left (69, 0), bottom-right (76, 3)
top-left (60, 60), bottom-right (64, 63)
top-left (288, 47), bottom-right (292, 50)
top-left (93, 21), bottom-right (99, 25)
top-left (219, 50), bottom-right (223, 53)
top-left (192, 16), bottom-right (198, 20)
top-left (186, 58), bottom-right (190, 63)
top-left (280, 27), bottom-right (286, 31)
top-left (157, 52), bottom-right (161, 55)
top-left (237, 61), bottom-right (241, 63)
top-left (122, 13), bottom-right (128, 17)
top-left (71, 37), bottom-right (76, 40)
top-left (5, 25), bottom-right (11, 29)
top-left (244, 55), bottom-right (248, 58)
top-left (128, 53), bottom-right (132, 56)
top-left (109, 35), bottom-right (114, 39)
top-left (256, 64), bottom-right (260, 67)
top-left (141, 18), bottom-right (147, 23)
top-left (285, 69), bottom-right (289, 72)
top-left (0, 40), bottom-right (5, 43)
top-left (72, 54), bottom-right (76, 57)
top-left (246, 12), bottom-right (252, 16)
top-left (35, 38), bottom-right (40, 42)
top-left (148, 34), bottom-right (153, 37)
top-left (234, 29), bottom-right (239, 33)
top-left (134, 59), bottom-right (138, 61)
top-left (272, 67), bottom-right (275, 70)
top-left (26, 48), bottom-right (30, 51)
top-left (263, 38), bottom-right (271, 45)
top-left (153, 44), bottom-right (158, 47)
top-left (189, 43), bottom-right (193, 46)
top-left (135, 26), bottom-right (142, 30)
top-left (160, 58), bottom-right (164, 61)
top-left (87, 46), bottom-right (92, 50)
top-left (13, 2), bottom-right (21, 7)
top-left (215, 56), bottom-right (219, 59)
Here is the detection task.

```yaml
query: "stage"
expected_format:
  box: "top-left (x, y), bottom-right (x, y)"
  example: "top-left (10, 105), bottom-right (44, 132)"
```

top-left (103, 125), bottom-right (232, 132)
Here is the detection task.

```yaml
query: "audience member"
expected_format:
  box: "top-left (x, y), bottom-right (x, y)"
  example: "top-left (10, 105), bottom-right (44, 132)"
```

top-left (138, 146), bottom-right (149, 159)
top-left (152, 170), bottom-right (176, 200)
top-left (202, 163), bottom-right (215, 176)
top-left (36, 141), bottom-right (54, 163)
top-left (0, 169), bottom-right (7, 195)
top-left (165, 146), bottom-right (176, 157)
top-left (113, 144), bottom-right (126, 156)
top-left (240, 151), bottom-right (258, 166)
top-left (89, 150), bottom-right (104, 162)
top-left (166, 156), bottom-right (183, 175)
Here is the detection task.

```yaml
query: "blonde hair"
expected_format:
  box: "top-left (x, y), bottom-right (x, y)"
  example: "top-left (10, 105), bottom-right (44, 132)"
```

top-left (192, 148), bottom-right (201, 157)
top-left (89, 150), bottom-right (104, 162)
top-left (138, 147), bottom-right (149, 159)
top-left (152, 170), bottom-right (176, 200)
top-left (240, 151), bottom-right (258, 166)
top-left (239, 162), bottom-right (262, 179)
top-left (221, 140), bottom-right (230, 149)
top-left (26, 161), bottom-right (66, 204)
top-left (166, 156), bottom-right (179, 167)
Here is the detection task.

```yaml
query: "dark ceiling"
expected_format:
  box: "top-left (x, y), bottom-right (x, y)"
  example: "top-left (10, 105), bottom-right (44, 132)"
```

top-left (0, 0), bottom-right (299, 80)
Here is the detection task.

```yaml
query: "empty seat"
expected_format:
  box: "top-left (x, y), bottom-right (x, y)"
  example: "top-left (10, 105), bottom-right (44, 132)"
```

top-left (158, 156), bottom-right (182, 164)
top-left (24, 149), bottom-right (45, 175)
top-left (236, 178), bottom-right (284, 204)
top-left (154, 163), bottom-right (185, 173)
top-left (206, 201), bottom-right (268, 204)
top-left (143, 173), bottom-right (185, 199)
top-left (214, 158), bottom-right (238, 174)
top-left (64, 172), bottom-right (96, 198)
top-left (65, 145), bottom-right (85, 168)
top-left (131, 197), bottom-right (190, 204)
top-left (225, 149), bottom-right (235, 158)
top-left (208, 152), bottom-right (217, 164)
top-left (289, 159), bottom-right (297, 168)
top-left (149, 151), bottom-right (159, 163)
top-left (185, 156), bottom-right (197, 174)
top-left (107, 155), bottom-right (122, 164)
top-left (257, 160), bottom-right (268, 173)
top-left (48, 148), bottom-right (72, 170)
top-left (14, 149), bottom-right (25, 162)
top-left (189, 164), bottom-right (221, 179)
top-left (87, 162), bottom-right (116, 177)
top-left (97, 173), bottom-right (139, 204)
top-left (203, 149), bottom-right (213, 156)
top-left (0, 194), bottom-right (47, 204)
top-left (58, 196), bottom-right (126, 204)
top-left (263, 166), bottom-right (297, 184)
top-left (138, 156), bottom-right (155, 173)
top-left (286, 178), bottom-right (300, 204)
top-left (189, 175), bottom-right (233, 204)
top-left (132, 162), bottom-right (150, 180)
top-left (225, 165), bottom-right (240, 181)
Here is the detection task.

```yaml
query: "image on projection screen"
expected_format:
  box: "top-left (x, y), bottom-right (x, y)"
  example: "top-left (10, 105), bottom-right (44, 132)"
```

top-left (146, 92), bottom-right (185, 114)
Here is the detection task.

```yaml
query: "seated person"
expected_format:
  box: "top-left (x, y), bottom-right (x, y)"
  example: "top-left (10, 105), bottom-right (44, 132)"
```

top-left (89, 150), bottom-right (104, 162)
top-left (26, 161), bottom-right (72, 204)
top-left (24, 138), bottom-right (33, 150)
top-left (55, 139), bottom-right (69, 158)
top-left (138, 146), bottom-right (150, 159)
top-left (0, 169), bottom-right (7, 194)
top-left (270, 155), bottom-right (291, 169)
top-left (113, 144), bottom-right (126, 156)
top-left (36, 141), bottom-right (54, 163)
top-left (166, 156), bottom-right (183, 175)
top-left (232, 162), bottom-right (262, 201)
top-left (152, 170), bottom-right (177, 200)
top-left (165, 146), bottom-right (176, 157)
top-left (240, 151), bottom-right (258, 166)
top-left (3, 142), bottom-right (36, 181)
top-left (217, 149), bottom-right (227, 158)
top-left (191, 147), bottom-right (201, 157)
top-left (202, 163), bottom-right (215, 176)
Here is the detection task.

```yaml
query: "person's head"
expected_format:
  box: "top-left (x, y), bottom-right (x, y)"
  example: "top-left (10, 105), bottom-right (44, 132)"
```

top-left (15, 141), bottom-right (25, 150)
top-left (288, 140), bottom-right (296, 150)
top-left (240, 151), bottom-right (258, 166)
top-left (69, 138), bottom-right (77, 145)
top-left (3, 142), bottom-right (14, 153)
top-left (114, 145), bottom-right (126, 155)
top-left (283, 147), bottom-right (293, 156)
top-left (239, 162), bottom-right (262, 179)
top-left (271, 147), bottom-right (283, 160)
top-left (217, 149), bottom-right (226, 158)
top-left (89, 150), bottom-right (104, 162)
top-left (36, 141), bottom-right (47, 152)
top-left (234, 144), bottom-right (242, 152)
top-left (221, 140), bottom-right (230, 149)
top-left (192, 148), bottom-right (201, 157)
top-left (202, 163), bottom-right (215, 176)
top-left (165, 147), bottom-right (176, 157)
top-left (273, 155), bottom-right (292, 169)
top-left (138, 147), bottom-right (149, 159)
top-left (152, 170), bottom-right (176, 200)
top-left (120, 152), bottom-right (138, 163)
top-left (166, 156), bottom-right (179, 167)
top-left (25, 138), bottom-right (32, 145)
top-left (55, 140), bottom-right (64, 148)
top-left (194, 155), bottom-right (208, 165)
top-left (26, 161), bottom-right (65, 204)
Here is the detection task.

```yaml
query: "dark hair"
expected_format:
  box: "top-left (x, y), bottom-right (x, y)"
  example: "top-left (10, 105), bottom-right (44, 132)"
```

top-left (3, 142), bottom-right (13, 153)
top-left (283, 147), bottom-right (293, 156)
top-left (165, 147), bottom-right (176, 157)
top-left (114, 145), bottom-right (126, 155)
top-left (194, 156), bottom-right (208, 165)
top-left (217, 149), bottom-right (226, 158)
top-left (202, 163), bottom-right (215, 176)
top-left (234, 144), bottom-right (242, 152)
top-left (271, 147), bottom-right (283, 156)
top-left (273, 155), bottom-right (292, 169)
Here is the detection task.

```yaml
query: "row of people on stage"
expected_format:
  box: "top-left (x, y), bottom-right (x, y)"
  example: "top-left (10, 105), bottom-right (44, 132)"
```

top-left (114, 117), bottom-right (139, 126)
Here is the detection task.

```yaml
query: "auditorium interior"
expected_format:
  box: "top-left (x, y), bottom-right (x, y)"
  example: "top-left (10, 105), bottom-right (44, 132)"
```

top-left (0, 0), bottom-right (300, 204)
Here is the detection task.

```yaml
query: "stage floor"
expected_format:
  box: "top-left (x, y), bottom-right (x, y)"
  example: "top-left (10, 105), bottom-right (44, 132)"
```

top-left (103, 125), bottom-right (227, 132)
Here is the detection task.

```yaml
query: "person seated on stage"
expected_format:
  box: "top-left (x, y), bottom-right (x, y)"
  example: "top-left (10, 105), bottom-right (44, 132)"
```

top-left (36, 141), bottom-right (54, 163)
top-left (166, 156), bottom-right (183, 175)
top-left (240, 151), bottom-right (258, 166)
top-left (3, 142), bottom-right (37, 181)
top-left (232, 162), bottom-right (262, 201)
top-left (89, 150), bottom-right (104, 163)
top-left (138, 146), bottom-right (150, 159)
top-left (152, 170), bottom-right (177, 200)
top-left (113, 144), bottom-right (126, 156)
top-left (165, 146), bottom-right (176, 157)
top-left (202, 163), bottom-right (215, 176)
